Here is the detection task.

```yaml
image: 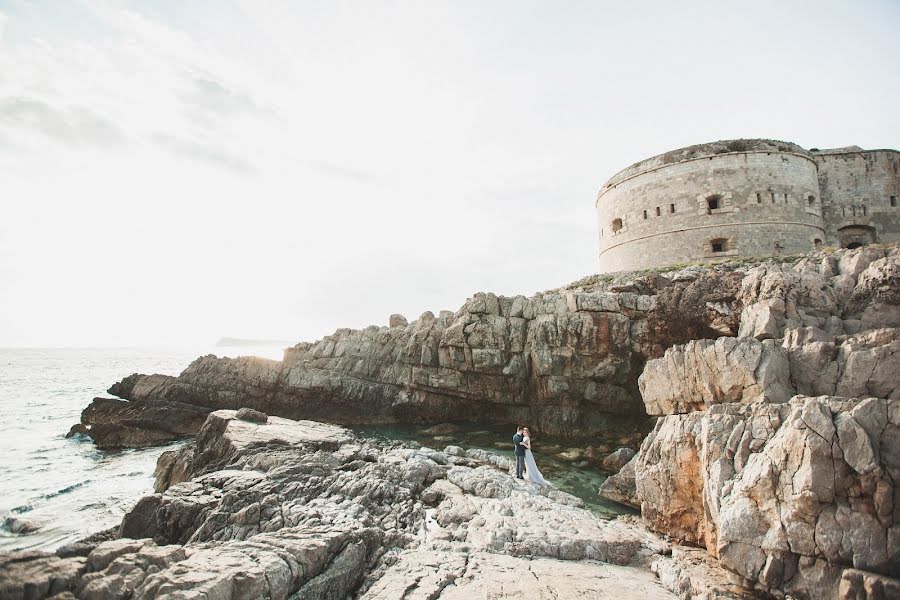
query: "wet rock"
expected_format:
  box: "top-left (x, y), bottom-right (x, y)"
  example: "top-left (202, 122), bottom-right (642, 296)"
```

top-left (75, 397), bottom-right (209, 449)
top-left (4, 516), bottom-right (42, 534)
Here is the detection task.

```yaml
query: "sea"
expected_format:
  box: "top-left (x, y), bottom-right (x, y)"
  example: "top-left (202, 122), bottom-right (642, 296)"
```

top-left (0, 345), bottom-right (284, 553)
top-left (0, 345), bottom-right (643, 553)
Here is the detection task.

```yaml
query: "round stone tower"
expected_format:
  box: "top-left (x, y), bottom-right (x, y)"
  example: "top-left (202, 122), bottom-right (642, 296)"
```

top-left (595, 139), bottom-right (827, 273)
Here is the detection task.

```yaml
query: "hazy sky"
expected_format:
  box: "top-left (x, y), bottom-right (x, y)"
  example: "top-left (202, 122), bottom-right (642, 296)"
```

top-left (1, 1), bottom-right (898, 348)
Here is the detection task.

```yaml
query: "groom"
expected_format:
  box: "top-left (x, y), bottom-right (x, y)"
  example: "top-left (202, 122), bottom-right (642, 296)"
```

top-left (512, 425), bottom-right (526, 479)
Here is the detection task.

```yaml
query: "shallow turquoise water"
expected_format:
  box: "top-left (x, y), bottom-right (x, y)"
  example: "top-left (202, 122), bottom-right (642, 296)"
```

top-left (354, 420), bottom-right (651, 517)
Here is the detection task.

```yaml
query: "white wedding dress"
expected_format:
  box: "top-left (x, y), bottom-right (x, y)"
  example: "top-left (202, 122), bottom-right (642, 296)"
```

top-left (522, 436), bottom-right (549, 486)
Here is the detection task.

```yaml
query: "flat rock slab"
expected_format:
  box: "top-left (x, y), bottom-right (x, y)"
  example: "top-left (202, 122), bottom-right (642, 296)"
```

top-left (361, 550), bottom-right (678, 599)
top-left (210, 409), bottom-right (354, 449)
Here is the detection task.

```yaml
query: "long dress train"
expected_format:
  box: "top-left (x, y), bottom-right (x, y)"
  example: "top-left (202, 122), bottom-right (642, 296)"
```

top-left (522, 436), bottom-right (549, 486)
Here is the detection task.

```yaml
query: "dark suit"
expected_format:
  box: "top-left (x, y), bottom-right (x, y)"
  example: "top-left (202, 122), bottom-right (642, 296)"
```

top-left (512, 432), bottom-right (526, 478)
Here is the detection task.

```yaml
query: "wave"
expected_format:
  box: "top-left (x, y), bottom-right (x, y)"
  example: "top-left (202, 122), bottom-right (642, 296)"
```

top-left (41, 481), bottom-right (90, 500)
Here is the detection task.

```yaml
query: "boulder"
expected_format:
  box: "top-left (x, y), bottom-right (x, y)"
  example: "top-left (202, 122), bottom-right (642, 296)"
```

top-left (389, 314), bottom-right (408, 328)
top-left (235, 407), bottom-right (268, 423)
top-left (639, 337), bottom-right (792, 415)
top-left (603, 447), bottom-right (637, 472)
top-left (598, 454), bottom-right (639, 509)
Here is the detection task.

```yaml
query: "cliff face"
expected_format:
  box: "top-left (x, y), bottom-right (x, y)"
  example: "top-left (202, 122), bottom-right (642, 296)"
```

top-left (83, 266), bottom-right (743, 444)
top-left (599, 245), bottom-right (900, 599)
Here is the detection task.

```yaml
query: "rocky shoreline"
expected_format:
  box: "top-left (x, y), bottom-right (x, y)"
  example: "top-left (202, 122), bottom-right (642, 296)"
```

top-left (3, 409), bottom-right (724, 599)
top-left (4, 244), bottom-right (899, 599)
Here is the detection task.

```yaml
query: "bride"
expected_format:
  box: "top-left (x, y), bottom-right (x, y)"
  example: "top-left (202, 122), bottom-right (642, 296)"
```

top-left (521, 427), bottom-right (549, 486)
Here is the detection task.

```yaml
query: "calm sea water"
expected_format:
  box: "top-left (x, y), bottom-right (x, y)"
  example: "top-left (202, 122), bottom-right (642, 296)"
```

top-left (0, 346), bottom-right (644, 553)
top-left (0, 346), bottom-right (284, 552)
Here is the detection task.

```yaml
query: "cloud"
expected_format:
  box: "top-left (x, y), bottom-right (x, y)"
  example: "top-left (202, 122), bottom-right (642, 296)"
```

top-left (185, 73), bottom-right (269, 117)
top-left (152, 133), bottom-right (255, 174)
top-left (311, 160), bottom-right (375, 183)
top-left (0, 97), bottom-right (127, 146)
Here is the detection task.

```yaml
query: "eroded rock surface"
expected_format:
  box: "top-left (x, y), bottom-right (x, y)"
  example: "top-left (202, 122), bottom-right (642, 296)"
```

top-left (625, 246), bottom-right (900, 600)
top-left (7, 410), bottom-right (717, 599)
top-left (77, 265), bottom-right (754, 445)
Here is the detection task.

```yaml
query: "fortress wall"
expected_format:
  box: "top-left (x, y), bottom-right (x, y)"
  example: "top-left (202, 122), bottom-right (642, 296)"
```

top-left (596, 150), bottom-right (825, 273)
top-left (815, 150), bottom-right (900, 247)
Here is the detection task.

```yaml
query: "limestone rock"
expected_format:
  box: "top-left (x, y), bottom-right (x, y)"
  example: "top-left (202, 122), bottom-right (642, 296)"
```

top-left (0, 553), bottom-right (86, 600)
top-left (76, 397), bottom-right (209, 449)
top-left (598, 454), bottom-right (639, 509)
top-left (651, 545), bottom-right (757, 600)
top-left (361, 550), bottom-right (680, 600)
top-left (235, 407), bottom-right (267, 423)
top-left (603, 447), bottom-right (637, 472)
top-left (389, 313), bottom-right (408, 328)
top-left (839, 568), bottom-right (900, 600)
top-left (638, 337), bottom-right (792, 415)
top-left (634, 396), bottom-right (900, 598)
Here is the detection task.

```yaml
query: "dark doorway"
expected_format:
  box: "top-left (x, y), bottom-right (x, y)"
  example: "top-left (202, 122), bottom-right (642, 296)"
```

top-left (837, 225), bottom-right (876, 249)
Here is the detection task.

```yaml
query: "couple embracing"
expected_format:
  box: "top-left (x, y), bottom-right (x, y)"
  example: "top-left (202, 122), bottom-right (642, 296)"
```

top-left (512, 426), bottom-right (548, 486)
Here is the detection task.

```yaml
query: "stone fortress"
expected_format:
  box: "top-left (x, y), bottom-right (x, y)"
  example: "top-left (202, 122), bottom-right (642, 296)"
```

top-left (595, 138), bottom-right (900, 272)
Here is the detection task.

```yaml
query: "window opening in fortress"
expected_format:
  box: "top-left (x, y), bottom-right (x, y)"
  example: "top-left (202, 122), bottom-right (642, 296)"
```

top-left (706, 194), bottom-right (721, 212)
top-left (611, 218), bottom-right (623, 232)
top-left (643, 210), bottom-right (648, 219)
top-left (808, 195), bottom-right (815, 206)
top-left (670, 203), bottom-right (675, 213)
top-left (892, 196), bottom-right (897, 207)
top-left (784, 193), bottom-right (789, 202)
top-left (814, 238), bottom-right (823, 249)
top-left (656, 206), bottom-right (661, 216)
top-left (771, 192), bottom-right (776, 203)
top-left (756, 193), bottom-right (762, 203)
top-left (710, 238), bottom-right (727, 253)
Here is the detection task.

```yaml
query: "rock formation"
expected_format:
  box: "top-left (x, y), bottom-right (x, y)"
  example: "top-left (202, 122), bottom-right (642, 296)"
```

top-left (47, 243), bottom-right (900, 599)
top-left (2, 410), bottom-right (741, 599)
top-left (75, 264), bottom-right (748, 446)
top-left (599, 245), bottom-right (900, 599)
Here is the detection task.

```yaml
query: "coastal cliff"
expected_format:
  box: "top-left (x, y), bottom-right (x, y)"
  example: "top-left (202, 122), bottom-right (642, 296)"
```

top-left (598, 245), bottom-right (900, 598)
top-left (76, 260), bottom-right (745, 447)
top-left (31, 243), bottom-right (900, 599)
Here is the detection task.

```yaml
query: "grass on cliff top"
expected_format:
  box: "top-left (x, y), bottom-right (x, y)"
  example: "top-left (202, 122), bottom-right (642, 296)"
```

top-left (563, 248), bottom-right (841, 291)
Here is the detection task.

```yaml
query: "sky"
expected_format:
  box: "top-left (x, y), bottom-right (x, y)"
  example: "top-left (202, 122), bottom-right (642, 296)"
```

top-left (0, 0), bottom-right (898, 348)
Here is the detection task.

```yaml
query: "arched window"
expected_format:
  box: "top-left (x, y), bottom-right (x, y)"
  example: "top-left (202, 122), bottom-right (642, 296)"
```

top-left (807, 195), bottom-right (816, 206)
top-left (706, 194), bottom-right (722, 212)
top-left (813, 238), bottom-right (823, 249)
top-left (611, 218), bottom-right (623, 233)
top-left (710, 237), bottom-right (728, 253)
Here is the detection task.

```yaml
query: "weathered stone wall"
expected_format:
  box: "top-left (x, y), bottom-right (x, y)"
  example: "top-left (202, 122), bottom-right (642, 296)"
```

top-left (814, 148), bottom-right (900, 247)
top-left (596, 140), bottom-right (900, 274)
top-left (596, 143), bottom-right (825, 272)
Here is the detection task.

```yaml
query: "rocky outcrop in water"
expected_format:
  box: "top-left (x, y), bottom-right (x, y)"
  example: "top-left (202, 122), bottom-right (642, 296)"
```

top-left (75, 266), bottom-right (747, 445)
top-left (600, 245), bottom-right (900, 599)
top-left (3, 409), bottom-right (744, 599)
